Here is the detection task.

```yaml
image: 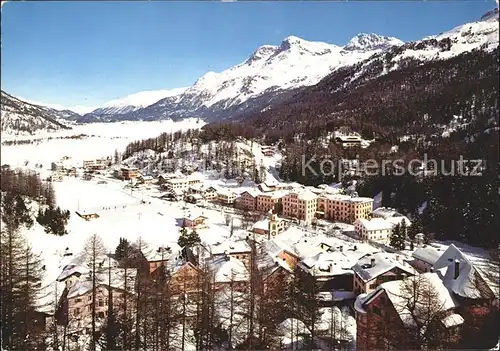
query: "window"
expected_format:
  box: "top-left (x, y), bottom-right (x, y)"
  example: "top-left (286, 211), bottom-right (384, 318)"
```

top-left (98, 299), bottom-right (104, 307)
top-left (88, 296), bottom-right (92, 301)
top-left (76, 298), bottom-right (82, 303)
top-left (97, 311), bottom-right (105, 319)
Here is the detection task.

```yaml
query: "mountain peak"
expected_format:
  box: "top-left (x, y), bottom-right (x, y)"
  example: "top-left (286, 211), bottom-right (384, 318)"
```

top-left (279, 35), bottom-right (307, 50)
top-left (344, 32), bottom-right (404, 52)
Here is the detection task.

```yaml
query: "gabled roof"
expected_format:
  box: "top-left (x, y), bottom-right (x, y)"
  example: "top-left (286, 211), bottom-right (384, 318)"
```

top-left (355, 218), bottom-right (393, 231)
top-left (412, 246), bottom-right (442, 265)
top-left (239, 189), bottom-right (262, 198)
top-left (358, 272), bottom-right (458, 329)
top-left (210, 239), bottom-right (251, 255)
top-left (434, 244), bottom-right (496, 300)
top-left (67, 268), bottom-right (138, 299)
top-left (208, 256), bottom-right (249, 283)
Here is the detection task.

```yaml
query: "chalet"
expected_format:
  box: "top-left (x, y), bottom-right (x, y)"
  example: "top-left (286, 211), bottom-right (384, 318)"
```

top-left (138, 174), bottom-right (154, 185)
top-left (160, 191), bottom-right (181, 201)
top-left (82, 160), bottom-right (95, 169)
top-left (203, 186), bottom-right (219, 200)
top-left (182, 212), bottom-right (208, 230)
top-left (143, 245), bottom-right (180, 274)
top-left (352, 252), bottom-right (416, 295)
top-left (64, 268), bottom-right (137, 330)
top-left (163, 247), bottom-right (201, 294)
top-left (354, 272), bottom-right (462, 350)
top-left (208, 255), bottom-right (249, 292)
top-left (185, 193), bottom-right (204, 204)
top-left (263, 239), bottom-right (300, 272)
top-left (210, 239), bottom-right (252, 267)
top-left (258, 251), bottom-right (294, 294)
top-left (432, 244), bottom-right (499, 348)
top-left (163, 173), bottom-right (203, 192)
top-left (216, 188), bottom-right (237, 205)
top-left (433, 244), bottom-right (498, 304)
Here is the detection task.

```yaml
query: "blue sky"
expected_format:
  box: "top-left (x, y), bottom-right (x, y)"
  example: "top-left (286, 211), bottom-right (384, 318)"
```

top-left (1, 1), bottom-right (496, 111)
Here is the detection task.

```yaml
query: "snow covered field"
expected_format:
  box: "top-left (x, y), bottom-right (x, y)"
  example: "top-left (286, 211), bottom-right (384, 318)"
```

top-left (1, 119), bottom-right (204, 167)
top-left (25, 176), bottom-right (244, 302)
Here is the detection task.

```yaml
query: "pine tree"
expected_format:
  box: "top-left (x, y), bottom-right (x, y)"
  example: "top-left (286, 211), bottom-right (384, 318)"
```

top-left (0, 227), bottom-right (44, 349)
top-left (81, 234), bottom-right (107, 351)
top-left (390, 223), bottom-right (405, 250)
top-left (178, 228), bottom-right (201, 248)
top-left (408, 216), bottom-right (424, 240)
top-left (115, 237), bottom-right (131, 262)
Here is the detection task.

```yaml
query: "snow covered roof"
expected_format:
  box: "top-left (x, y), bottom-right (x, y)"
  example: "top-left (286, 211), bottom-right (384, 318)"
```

top-left (297, 190), bottom-right (318, 201)
top-left (143, 243), bottom-right (182, 262)
top-left (57, 253), bottom-right (119, 282)
top-left (35, 279), bottom-right (66, 315)
top-left (355, 217), bottom-right (393, 231)
top-left (216, 187), bottom-right (237, 196)
top-left (187, 172), bottom-right (204, 182)
top-left (258, 190), bottom-right (289, 199)
top-left (412, 246), bottom-right (442, 265)
top-left (209, 256), bottom-right (249, 283)
top-left (239, 188), bottom-right (262, 198)
top-left (353, 252), bottom-right (416, 282)
top-left (210, 239), bottom-right (251, 255)
top-left (252, 219), bottom-right (269, 231)
top-left (67, 267), bottom-right (137, 299)
top-left (301, 251), bottom-right (358, 277)
top-left (441, 313), bottom-right (465, 328)
top-left (359, 273), bottom-right (458, 329)
top-left (371, 207), bottom-right (403, 219)
top-left (57, 263), bottom-right (90, 282)
top-left (274, 226), bottom-right (308, 244)
top-left (164, 247), bottom-right (199, 276)
top-left (183, 210), bottom-right (208, 221)
top-left (433, 244), bottom-right (496, 300)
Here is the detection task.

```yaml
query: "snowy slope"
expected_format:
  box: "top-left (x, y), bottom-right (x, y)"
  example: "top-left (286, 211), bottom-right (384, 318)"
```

top-left (1, 90), bottom-right (73, 135)
top-left (344, 9), bottom-right (499, 86)
top-left (88, 87), bottom-right (188, 116)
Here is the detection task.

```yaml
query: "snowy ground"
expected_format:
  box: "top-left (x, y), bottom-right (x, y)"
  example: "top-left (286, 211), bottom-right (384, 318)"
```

top-left (1, 119), bottom-right (204, 167)
top-left (25, 176), bottom-right (246, 296)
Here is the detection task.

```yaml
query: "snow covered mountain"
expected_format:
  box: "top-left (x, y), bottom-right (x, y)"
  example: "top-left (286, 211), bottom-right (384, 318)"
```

top-left (79, 33), bottom-right (404, 123)
top-left (245, 9), bottom-right (499, 132)
top-left (1, 90), bottom-right (73, 135)
top-left (81, 88), bottom-right (188, 122)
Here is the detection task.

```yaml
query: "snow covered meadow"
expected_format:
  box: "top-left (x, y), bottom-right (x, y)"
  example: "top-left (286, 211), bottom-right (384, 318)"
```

top-left (1, 119), bottom-right (204, 167)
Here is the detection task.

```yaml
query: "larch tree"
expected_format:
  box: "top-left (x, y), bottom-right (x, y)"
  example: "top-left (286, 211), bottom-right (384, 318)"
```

top-left (81, 234), bottom-right (107, 351)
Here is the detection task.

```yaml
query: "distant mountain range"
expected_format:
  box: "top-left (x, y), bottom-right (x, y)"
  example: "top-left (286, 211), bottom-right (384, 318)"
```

top-left (1, 8), bottom-right (498, 134)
